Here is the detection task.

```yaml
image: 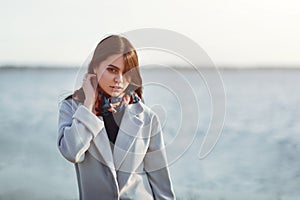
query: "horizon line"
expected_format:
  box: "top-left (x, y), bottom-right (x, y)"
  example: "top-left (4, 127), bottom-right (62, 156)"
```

top-left (1, 64), bottom-right (300, 70)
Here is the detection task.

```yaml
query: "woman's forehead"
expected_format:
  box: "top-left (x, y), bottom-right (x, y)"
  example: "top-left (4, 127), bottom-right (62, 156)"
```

top-left (105, 54), bottom-right (124, 66)
top-left (97, 53), bottom-right (124, 70)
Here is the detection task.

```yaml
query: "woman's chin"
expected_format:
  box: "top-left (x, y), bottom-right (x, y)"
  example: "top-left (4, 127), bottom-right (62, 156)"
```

top-left (110, 91), bottom-right (123, 97)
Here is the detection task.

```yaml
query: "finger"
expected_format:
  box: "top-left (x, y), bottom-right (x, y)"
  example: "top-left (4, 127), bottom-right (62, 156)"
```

top-left (86, 73), bottom-right (96, 78)
top-left (88, 75), bottom-right (98, 89)
top-left (82, 73), bottom-right (89, 82)
top-left (124, 94), bottom-right (131, 104)
top-left (83, 73), bottom-right (96, 80)
top-left (110, 102), bottom-right (121, 107)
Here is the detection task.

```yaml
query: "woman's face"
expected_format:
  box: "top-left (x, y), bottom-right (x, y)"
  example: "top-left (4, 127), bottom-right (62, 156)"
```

top-left (94, 54), bottom-right (129, 97)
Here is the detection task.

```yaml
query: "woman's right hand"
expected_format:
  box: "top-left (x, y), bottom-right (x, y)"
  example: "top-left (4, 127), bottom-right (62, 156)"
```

top-left (82, 73), bottom-right (98, 111)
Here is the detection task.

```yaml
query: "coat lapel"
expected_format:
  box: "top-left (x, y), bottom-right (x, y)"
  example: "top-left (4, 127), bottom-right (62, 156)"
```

top-left (88, 126), bottom-right (115, 171)
top-left (86, 101), bottom-right (144, 174)
top-left (113, 101), bottom-right (144, 170)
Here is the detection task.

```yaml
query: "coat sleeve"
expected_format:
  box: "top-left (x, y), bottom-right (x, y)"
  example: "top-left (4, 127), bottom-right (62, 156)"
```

top-left (57, 99), bottom-right (104, 163)
top-left (144, 114), bottom-right (176, 200)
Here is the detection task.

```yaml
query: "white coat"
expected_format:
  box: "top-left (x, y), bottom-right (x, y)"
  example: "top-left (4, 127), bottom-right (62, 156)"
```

top-left (57, 98), bottom-right (176, 200)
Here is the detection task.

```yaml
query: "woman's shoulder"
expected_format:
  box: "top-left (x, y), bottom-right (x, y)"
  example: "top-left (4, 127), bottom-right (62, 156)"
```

top-left (59, 96), bottom-right (82, 112)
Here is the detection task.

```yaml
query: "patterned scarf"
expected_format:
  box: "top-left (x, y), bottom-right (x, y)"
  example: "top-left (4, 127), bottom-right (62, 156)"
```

top-left (100, 92), bottom-right (140, 116)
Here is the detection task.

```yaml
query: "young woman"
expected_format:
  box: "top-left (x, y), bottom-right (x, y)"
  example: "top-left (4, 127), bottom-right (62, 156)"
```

top-left (57, 35), bottom-right (175, 200)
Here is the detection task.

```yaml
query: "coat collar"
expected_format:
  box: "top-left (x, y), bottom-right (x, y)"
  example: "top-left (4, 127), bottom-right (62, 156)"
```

top-left (87, 101), bottom-right (145, 174)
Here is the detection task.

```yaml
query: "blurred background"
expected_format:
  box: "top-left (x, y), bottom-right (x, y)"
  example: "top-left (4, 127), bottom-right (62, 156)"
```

top-left (1, 0), bottom-right (300, 199)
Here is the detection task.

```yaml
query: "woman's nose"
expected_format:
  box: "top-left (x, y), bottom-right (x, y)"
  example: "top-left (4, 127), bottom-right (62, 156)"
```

top-left (114, 73), bottom-right (123, 83)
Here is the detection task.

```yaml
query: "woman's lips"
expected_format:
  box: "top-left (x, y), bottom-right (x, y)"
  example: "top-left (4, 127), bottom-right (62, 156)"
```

top-left (110, 86), bottom-right (123, 90)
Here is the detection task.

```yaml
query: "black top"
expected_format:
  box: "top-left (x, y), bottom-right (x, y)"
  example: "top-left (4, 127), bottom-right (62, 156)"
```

top-left (102, 108), bottom-right (125, 144)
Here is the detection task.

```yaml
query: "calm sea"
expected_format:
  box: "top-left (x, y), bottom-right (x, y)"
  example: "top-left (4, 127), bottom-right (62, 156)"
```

top-left (0, 67), bottom-right (299, 200)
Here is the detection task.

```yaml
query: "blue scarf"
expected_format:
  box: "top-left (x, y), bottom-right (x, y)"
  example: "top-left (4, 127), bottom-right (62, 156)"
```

top-left (100, 92), bottom-right (140, 116)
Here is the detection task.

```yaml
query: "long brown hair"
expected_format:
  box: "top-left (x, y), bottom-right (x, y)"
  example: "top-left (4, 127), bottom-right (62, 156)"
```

top-left (66, 35), bottom-right (143, 116)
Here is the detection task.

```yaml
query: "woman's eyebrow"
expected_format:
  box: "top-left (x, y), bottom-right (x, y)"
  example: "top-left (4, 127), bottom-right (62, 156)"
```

top-left (108, 64), bottom-right (120, 70)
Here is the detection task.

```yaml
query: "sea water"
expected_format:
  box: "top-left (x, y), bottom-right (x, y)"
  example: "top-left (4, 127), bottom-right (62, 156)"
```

top-left (0, 68), bottom-right (299, 200)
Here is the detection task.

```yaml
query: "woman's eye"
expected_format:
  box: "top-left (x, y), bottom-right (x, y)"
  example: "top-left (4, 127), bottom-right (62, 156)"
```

top-left (107, 68), bottom-right (117, 73)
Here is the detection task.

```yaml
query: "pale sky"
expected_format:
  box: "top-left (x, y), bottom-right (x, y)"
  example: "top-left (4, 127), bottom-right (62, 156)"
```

top-left (1, 0), bottom-right (300, 68)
